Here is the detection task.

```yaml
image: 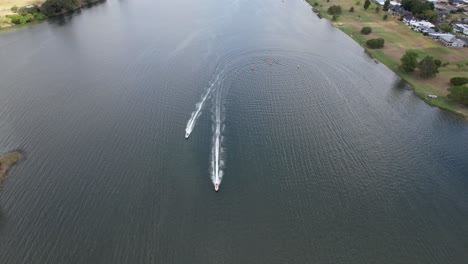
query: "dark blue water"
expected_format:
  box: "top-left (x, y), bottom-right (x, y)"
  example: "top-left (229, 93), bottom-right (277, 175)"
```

top-left (0, 0), bottom-right (467, 263)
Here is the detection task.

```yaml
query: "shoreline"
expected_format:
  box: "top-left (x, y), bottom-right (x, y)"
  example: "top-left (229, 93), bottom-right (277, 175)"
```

top-left (0, 0), bottom-right (104, 29)
top-left (306, 0), bottom-right (468, 118)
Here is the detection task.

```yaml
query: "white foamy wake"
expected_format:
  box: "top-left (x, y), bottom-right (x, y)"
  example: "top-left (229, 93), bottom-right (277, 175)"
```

top-left (185, 71), bottom-right (224, 138)
top-left (211, 87), bottom-right (224, 188)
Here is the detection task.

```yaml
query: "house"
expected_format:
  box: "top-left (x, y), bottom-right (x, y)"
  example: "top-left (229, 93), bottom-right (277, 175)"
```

top-left (445, 5), bottom-right (459, 13)
top-left (403, 16), bottom-right (418, 25)
top-left (454, 24), bottom-right (468, 35)
top-left (439, 34), bottom-right (466, 47)
top-left (374, 0), bottom-right (385, 5)
top-left (410, 20), bottom-right (435, 32)
top-left (429, 32), bottom-right (454, 40)
top-left (388, 6), bottom-right (404, 15)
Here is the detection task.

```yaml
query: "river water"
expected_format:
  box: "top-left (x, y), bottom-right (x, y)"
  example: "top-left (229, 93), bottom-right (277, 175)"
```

top-left (0, 0), bottom-right (467, 263)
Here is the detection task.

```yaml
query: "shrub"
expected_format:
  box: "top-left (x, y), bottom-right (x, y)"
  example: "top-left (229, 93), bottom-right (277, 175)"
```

top-left (450, 77), bottom-right (468, 86)
top-left (366, 38), bottom-right (385, 49)
top-left (361, 26), bottom-right (372, 34)
top-left (332, 15), bottom-right (339, 21)
top-left (364, 0), bottom-right (371, 10)
top-left (442, 62), bottom-right (450, 67)
top-left (314, 2), bottom-right (319, 6)
top-left (349, 7), bottom-right (355, 12)
top-left (356, 1), bottom-right (361, 5)
top-left (5, 14), bottom-right (27, 24)
top-left (375, 6), bottom-right (380, 13)
top-left (448, 85), bottom-right (468, 105)
top-left (19, 6), bottom-right (39, 14)
top-left (34, 12), bottom-right (47, 20)
top-left (434, 59), bottom-right (441, 67)
top-left (328, 5), bottom-right (342, 15)
top-left (11, 6), bottom-right (18, 12)
top-left (383, 14), bottom-right (388, 20)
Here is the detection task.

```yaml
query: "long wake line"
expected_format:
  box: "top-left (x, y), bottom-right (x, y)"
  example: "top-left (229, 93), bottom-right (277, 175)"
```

top-left (185, 70), bottom-right (224, 139)
top-left (211, 88), bottom-right (223, 191)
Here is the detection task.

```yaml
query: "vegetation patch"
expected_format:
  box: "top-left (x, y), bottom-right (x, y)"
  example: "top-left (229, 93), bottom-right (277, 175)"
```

top-left (306, 0), bottom-right (468, 117)
top-left (0, 152), bottom-right (21, 185)
top-left (366, 38), bottom-right (385, 49)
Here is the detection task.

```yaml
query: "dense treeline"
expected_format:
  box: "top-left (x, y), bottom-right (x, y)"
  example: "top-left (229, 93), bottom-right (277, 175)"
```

top-left (41, 0), bottom-right (98, 16)
top-left (401, 0), bottom-right (434, 15)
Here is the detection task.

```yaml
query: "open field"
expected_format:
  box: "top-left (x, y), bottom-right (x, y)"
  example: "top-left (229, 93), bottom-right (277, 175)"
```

top-left (307, 0), bottom-right (468, 117)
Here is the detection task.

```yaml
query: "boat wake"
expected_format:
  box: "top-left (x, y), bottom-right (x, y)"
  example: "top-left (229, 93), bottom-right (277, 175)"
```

top-left (211, 87), bottom-right (224, 191)
top-left (185, 70), bottom-right (224, 139)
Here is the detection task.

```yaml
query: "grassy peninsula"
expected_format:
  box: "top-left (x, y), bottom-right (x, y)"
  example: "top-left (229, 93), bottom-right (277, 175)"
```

top-left (0, 152), bottom-right (20, 185)
top-left (307, 0), bottom-right (468, 117)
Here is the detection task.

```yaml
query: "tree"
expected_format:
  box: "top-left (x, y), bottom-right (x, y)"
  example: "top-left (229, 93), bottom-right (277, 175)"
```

top-left (420, 10), bottom-right (437, 23)
top-left (328, 5), bottom-right (343, 15)
top-left (364, 0), bottom-right (371, 10)
top-left (418, 56), bottom-right (438, 78)
top-left (450, 77), bottom-right (468, 86)
top-left (439, 23), bottom-right (453, 33)
top-left (448, 85), bottom-right (468, 105)
top-left (400, 50), bottom-right (419, 72)
top-left (383, 0), bottom-right (390, 11)
top-left (366, 38), bottom-right (385, 48)
top-left (361, 26), bottom-right (372, 34)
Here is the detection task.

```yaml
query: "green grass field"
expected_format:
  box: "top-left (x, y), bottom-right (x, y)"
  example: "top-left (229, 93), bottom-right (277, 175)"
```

top-left (308, 0), bottom-right (468, 117)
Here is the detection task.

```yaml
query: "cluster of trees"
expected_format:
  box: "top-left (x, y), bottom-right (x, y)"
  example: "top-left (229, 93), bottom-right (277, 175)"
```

top-left (40, 0), bottom-right (80, 16)
top-left (401, 0), bottom-right (436, 22)
top-left (366, 38), bottom-right (385, 49)
top-left (401, 0), bottom-right (434, 14)
top-left (400, 50), bottom-right (441, 78)
top-left (40, 0), bottom-right (98, 16)
top-left (6, 6), bottom-right (47, 25)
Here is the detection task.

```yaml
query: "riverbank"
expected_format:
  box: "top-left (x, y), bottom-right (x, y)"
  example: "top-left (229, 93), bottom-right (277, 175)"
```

top-left (307, 0), bottom-right (468, 117)
top-left (0, 0), bottom-right (103, 28)
top-left (0, 152), bottom-right (20, 185)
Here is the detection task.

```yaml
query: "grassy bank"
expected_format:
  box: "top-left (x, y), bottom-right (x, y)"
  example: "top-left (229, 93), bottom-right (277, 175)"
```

top-left (0, 0), bottom-right (44, 27)
top-left (307, 0), bottom-right (468, 117)
top-left (1, 0), bottom-right (102, 28)
top-left (0, 152), bottom-right (20, 185)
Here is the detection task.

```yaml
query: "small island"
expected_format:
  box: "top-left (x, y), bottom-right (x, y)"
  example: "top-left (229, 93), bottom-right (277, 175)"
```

top-left (0, 152), bottom-right (20, 185)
